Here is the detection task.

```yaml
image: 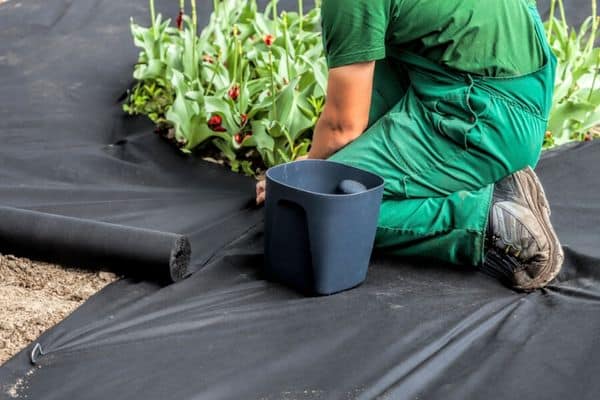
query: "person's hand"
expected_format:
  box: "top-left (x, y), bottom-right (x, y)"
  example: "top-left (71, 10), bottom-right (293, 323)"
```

top-left (256, 155), bottom-right (310, 205)
top-left (256, 179), bottom-right (266, 205)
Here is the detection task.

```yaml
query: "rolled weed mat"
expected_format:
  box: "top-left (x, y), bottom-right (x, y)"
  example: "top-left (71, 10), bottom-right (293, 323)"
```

top-left (0, 206), bottom-right (191, 283)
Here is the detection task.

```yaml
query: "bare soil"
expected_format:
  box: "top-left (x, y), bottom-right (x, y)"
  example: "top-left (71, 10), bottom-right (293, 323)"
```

top-left (0, 253), bottom-right (118, 365)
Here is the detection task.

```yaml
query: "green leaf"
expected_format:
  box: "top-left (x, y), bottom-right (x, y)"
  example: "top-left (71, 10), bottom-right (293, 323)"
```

top-left (270, 77), bottom-right (314, 141)
top-left (243, 120), bottom-right (275, 151)
top-left (548, 100), bottom-right (597, 137)
top-left (267, 120), bottom-right (285, 138)
top-left (212, 138), bottom-right (237, 162)
top-left (276, 147), bottom-right (292, 164)
top-left (204, 96), bottom-right (237, 130)
top-left (184, 115), bottom-right (227, 149)
top-left (165, 43), bottom-right (183, 72)
top-left (252, 13), bottom-right (272, 36)
top-left (240, 160), bottom-right (255, 177)
top-left (581, 107), bottom-right (600, 132)
top-left (185, 90), bottom-right (204, 102)
top-left (299, 54), bottom-right (327, 95)
top-left (246, 77), bottom-right (271, 98)
top-left (133, 59), bottom-right (166, 80)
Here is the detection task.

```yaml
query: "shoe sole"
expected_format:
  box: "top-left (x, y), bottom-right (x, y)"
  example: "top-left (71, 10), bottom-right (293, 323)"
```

top-left (513, 167), bottom-right (564, 290)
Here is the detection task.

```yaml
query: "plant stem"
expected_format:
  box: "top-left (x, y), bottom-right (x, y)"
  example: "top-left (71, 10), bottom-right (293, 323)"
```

top-left (269, 49), bottom-right (277, 118)
top-left (272, 0), bottom-right (278, 21)
top-left (238, 40), bottom-right (243, 84)
top-left (284, 130), bottom-right (295, 154)
top-left (232, 28), bottom-right (239, 83)
top-left (558, 0), bottom-right (567, 28)
top-left (206, 64), bottom-right (218, 95)
top-left (282, 12), bottom-right (293, 80)
top-left (191, 0), bottom-right (197, 34)
top-left (557, 0), bottom-right (570, 82)
top-left (585, 0), bottom-right (598, 53)
top-left (588, 54), bottom-right (599, 102)
top-left (179, 0), bottom-right (184, 12)
top-left (236, 38), bottom-right (244, 107)
top-left (149, 0), bottom-right (157, 34)
top-left (149, 0), bottom-right (156, 22)
top-left (206, 0), bottom-right (218, 40)
top-left (547, 0), bottom-right (556, 40)
top-left (190, 0), bottom-right (198, 79)
top-left (298, 0), bottom-right (303, 31)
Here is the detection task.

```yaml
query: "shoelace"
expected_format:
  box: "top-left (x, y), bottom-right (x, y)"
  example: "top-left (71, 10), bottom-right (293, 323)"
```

top-left (489, 234), bottom-right (524, 259)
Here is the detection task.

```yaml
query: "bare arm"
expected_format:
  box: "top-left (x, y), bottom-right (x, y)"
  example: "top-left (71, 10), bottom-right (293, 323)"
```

top-left (308, 61), bottom-right (375, 159)
top-left (256, 62), bottom-right (375, 204)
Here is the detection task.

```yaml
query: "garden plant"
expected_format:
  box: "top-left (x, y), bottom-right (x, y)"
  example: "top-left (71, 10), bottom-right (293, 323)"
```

top-left (124, 0), bottom-right (600, 176)
top-left (544, 0), bottom-right (600, 147)
top-left (124, 0), bottom-right (326, 176)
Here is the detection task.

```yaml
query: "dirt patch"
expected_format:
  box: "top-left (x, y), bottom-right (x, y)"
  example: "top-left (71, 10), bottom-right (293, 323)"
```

top-left (0, 253), bottom-right (118, 365)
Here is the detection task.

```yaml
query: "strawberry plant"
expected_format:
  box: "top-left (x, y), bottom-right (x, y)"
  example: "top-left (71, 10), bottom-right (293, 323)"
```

top-left (125, 0), bottom-right (326, 175)
top-left (544, 0), bottom-right (600, 147)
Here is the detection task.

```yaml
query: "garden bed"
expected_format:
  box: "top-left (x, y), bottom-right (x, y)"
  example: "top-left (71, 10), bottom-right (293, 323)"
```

top-left (0, 254), bottom-right (117, 365)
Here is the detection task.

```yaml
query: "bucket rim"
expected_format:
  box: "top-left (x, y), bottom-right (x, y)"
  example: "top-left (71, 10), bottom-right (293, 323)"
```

top-left (265, 159), bottom-right (385, 198)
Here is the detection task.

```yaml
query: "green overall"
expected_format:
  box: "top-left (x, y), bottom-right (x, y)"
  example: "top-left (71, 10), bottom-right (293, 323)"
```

top-left (326, 2), bottom-right (557, 266)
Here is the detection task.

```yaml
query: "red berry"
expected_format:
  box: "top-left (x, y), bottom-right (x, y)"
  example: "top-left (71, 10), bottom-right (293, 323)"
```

top-left (228, 85), bottom-right (240, 101)
top-left (584, 133), bottom-right (592, 142)
top-left (240, 114), bottom-right (248, 126)
top-left (263, 34), bottom-right (275, 46)
top-left (202, 54), bottom-right (214, 64)
top-left (234, 133), bottom-right (243, 144)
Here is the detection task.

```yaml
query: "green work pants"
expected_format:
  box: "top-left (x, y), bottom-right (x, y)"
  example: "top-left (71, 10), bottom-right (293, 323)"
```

top-left (328, 5), bottom-right (557, 267)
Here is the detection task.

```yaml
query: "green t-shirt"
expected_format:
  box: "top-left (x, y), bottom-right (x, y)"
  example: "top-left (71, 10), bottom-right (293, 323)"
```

top-left (321, 0), bottom-right (545, 77)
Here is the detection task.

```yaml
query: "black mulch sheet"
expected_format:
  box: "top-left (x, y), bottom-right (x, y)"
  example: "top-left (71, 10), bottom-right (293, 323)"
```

top-left (1, 1), bottom-right (599, 399)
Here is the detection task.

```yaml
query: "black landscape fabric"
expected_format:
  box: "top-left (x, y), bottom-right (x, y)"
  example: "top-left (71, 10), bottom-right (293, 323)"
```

top-left (0, 206), bottom-right (192, 283)
top-left (1, 0), bottom-right (599, 399)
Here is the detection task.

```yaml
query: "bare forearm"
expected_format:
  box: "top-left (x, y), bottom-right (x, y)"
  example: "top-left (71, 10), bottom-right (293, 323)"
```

top-left (308, 115), bottom-right (364, 159)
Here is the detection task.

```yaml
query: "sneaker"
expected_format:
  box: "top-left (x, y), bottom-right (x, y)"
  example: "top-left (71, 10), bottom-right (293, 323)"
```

top-left (482, 167), bottom-right (564, 291)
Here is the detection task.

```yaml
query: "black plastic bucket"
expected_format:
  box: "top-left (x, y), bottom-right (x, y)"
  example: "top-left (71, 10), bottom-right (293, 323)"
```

top-left (264, 160), bottom-right (385, 295)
